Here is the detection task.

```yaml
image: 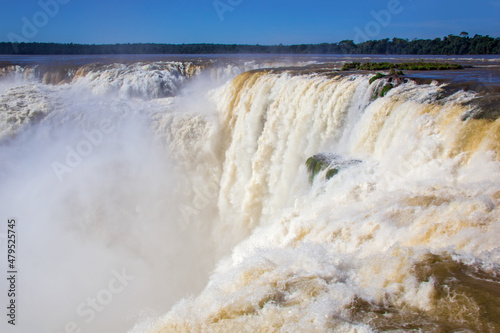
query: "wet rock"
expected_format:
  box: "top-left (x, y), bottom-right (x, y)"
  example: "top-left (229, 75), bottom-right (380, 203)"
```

top-left (462, 94), bottom-right (500, 120)
top-left (306, 153), bottom-right (361, 183)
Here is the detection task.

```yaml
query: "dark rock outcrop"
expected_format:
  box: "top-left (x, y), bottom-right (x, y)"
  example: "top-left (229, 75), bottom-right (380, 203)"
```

top-left (306, 154), bottom-right (362, 183)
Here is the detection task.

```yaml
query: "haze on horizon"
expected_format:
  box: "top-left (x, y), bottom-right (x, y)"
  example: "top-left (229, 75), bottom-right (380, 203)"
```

top-left (0, 0), bottom-right (499, 46)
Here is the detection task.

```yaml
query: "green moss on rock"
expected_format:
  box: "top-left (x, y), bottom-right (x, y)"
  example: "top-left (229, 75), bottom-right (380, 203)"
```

top-left (306, 154), bottom-right (362, 183)
top-left (326, 168), bottom-right (339, 179)
top-left (369, 73), bottom-right (386, 84)
top-left (341, 61), bottom-right (464, 71)
top-left (380, 83), bottom-right (394, 97)
top-left (306, 156), bottom-right (329, 183)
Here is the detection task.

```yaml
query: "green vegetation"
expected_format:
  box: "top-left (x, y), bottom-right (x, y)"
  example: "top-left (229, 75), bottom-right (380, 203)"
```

top-left (341, 62), bottom-right (361, 70)
top-left (306, 156), bottom-right (341, 183)
top-left (305, 154), bottom-right (361, 183)
top-left (369, 73), bottom-right (386, 84)
top-left (306, 156), bottom-right (333, 183)
top-left (342, 62), bottom-right (392, 70)
top-left (389, 68), bottom-right (404, 76)
top-left (342, 61), bottom-right (464, 71)
top-left (380, 83), bottom-right (394, 97)
top-left (325, 169), bottom-right (339, 179)
top-left (400, 63), bottom-right (463, 70)
top-left (0, 34), bottom-right (498, 55)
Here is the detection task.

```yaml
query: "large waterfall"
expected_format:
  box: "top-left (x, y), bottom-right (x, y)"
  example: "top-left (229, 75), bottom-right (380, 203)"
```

top-left (0, 56), bottom-right (499, 332)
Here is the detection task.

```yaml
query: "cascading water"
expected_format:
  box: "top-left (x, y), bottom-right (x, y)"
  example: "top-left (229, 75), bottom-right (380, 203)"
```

top-left (144, 69), bottom-right (500, 332)
top-left (0, 56), bottom-right (499, 333)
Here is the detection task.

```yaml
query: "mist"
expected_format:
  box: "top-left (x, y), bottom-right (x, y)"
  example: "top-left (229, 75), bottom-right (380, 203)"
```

top-left (0, 65), bottom-right (226, 333)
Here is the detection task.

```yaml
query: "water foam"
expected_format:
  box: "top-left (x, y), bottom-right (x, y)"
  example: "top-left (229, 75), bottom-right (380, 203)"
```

top-left (143, 70), bottom-right (500, 332)
top-left (1, 60), bottom-right (499, 332)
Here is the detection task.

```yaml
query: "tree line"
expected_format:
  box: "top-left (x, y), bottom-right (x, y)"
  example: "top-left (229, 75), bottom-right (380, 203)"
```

top-left (0, 34), bottom-right (498, 55)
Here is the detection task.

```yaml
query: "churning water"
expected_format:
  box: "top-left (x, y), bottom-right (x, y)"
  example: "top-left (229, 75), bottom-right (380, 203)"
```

top-left (0, 55), bottom-right (499, 332)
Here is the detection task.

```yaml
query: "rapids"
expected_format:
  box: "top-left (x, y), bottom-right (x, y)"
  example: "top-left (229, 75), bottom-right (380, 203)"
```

top-left (0, 55), bottom-right (499, 332)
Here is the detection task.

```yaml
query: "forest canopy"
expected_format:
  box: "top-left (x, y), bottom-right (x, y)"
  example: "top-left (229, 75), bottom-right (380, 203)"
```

top-left (0, 34), bottom-right (499, 55)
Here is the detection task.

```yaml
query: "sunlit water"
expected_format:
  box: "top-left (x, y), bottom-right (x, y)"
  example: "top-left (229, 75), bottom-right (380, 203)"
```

top-left (0, 55), bottom-right (499, 333)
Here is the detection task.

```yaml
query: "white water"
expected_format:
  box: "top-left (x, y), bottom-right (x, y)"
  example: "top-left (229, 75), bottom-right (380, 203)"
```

top-left (0, 59), bottom-right (499, 332)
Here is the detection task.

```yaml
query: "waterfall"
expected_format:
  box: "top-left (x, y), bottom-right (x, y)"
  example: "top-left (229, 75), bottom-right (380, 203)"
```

top-left (1, 58), bottom-right (499, 332)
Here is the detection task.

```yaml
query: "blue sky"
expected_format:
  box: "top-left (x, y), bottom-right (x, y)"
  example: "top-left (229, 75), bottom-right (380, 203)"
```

top-left (1, 0), bottom-right (499, 44)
